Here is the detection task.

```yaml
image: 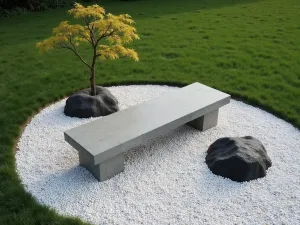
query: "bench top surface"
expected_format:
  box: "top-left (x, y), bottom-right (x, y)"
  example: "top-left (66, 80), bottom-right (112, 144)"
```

top-left (65, 82), bottom-right (230, 159)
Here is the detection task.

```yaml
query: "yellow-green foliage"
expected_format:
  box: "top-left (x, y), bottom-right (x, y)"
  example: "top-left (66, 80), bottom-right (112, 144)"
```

top-left (36, 3), bottom-right (139, 63)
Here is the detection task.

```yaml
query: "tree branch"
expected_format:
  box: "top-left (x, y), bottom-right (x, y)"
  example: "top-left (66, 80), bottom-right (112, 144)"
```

top-left (84, 17), bottom-right (92, 27)
top-left (95, 23), bottom-right (114, 46)
top-left (103, 30), bottom-right (116, 38)
top-left (59, 39), bottom-right (91, 69)
top-left (79, 32), bottom-right (93, 45)
top-left (85, 17), bottom-right (96, 46)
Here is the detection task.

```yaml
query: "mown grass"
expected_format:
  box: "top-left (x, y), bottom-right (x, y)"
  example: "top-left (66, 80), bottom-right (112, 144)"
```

top-left (0, 0), bottom-right (299, 224)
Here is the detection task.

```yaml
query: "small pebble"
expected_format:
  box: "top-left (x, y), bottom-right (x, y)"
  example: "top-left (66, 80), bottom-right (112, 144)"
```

top-left (16, 85), bottom-right (300, 225)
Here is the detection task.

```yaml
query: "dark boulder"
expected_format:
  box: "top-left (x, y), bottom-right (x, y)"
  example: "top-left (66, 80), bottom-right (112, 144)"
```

top-left (64, 86), bottom-right (119, 118)
top-left (206, 136), bottom-right (272, 182)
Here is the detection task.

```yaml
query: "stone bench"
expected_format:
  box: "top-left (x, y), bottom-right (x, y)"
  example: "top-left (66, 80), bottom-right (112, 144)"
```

top-left (64, 82), bottom-right (231, 181)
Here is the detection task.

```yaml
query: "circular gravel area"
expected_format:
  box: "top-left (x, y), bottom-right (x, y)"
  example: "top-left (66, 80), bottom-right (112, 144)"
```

top-left (16, 85), bottom-right (300, 225)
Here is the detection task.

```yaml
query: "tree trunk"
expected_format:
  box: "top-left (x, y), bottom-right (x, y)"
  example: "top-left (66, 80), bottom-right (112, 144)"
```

top-left (90, 35), bottom-right (97, 96)
top-left (90, 67), bottom-right (96, 96)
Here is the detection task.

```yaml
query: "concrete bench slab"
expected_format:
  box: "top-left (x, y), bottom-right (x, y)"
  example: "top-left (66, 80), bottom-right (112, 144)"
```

top-left (64, 83), bottom-right (231, 181)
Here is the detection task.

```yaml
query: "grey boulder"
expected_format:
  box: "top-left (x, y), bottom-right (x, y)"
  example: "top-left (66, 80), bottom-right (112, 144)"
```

top-left (64, 86), bottom-right (119, 118)
top-left (205, 136), bottom-right (272, 182)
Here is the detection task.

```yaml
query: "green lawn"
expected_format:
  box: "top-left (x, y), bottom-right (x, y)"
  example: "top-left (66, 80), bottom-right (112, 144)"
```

top-left (0, 0), bottom-right (299, 224)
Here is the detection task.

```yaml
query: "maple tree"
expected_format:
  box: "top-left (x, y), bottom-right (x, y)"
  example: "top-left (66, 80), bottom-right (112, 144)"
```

top-left (37, 3), bottom-right (139, 96)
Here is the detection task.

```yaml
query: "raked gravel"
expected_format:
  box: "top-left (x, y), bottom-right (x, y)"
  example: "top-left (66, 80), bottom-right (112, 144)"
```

top-left (16, 85), bottom-right (300, 225)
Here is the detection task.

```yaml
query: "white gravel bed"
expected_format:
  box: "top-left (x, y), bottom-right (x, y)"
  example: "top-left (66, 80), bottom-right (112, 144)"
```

top-left (16, 85), bottom-right (300, 225)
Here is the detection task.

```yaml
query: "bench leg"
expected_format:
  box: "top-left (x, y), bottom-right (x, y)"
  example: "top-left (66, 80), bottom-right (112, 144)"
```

top-left (79, 151), bottom-right (125, 182)
top-left (188, 109), bottom-right (219, 131)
